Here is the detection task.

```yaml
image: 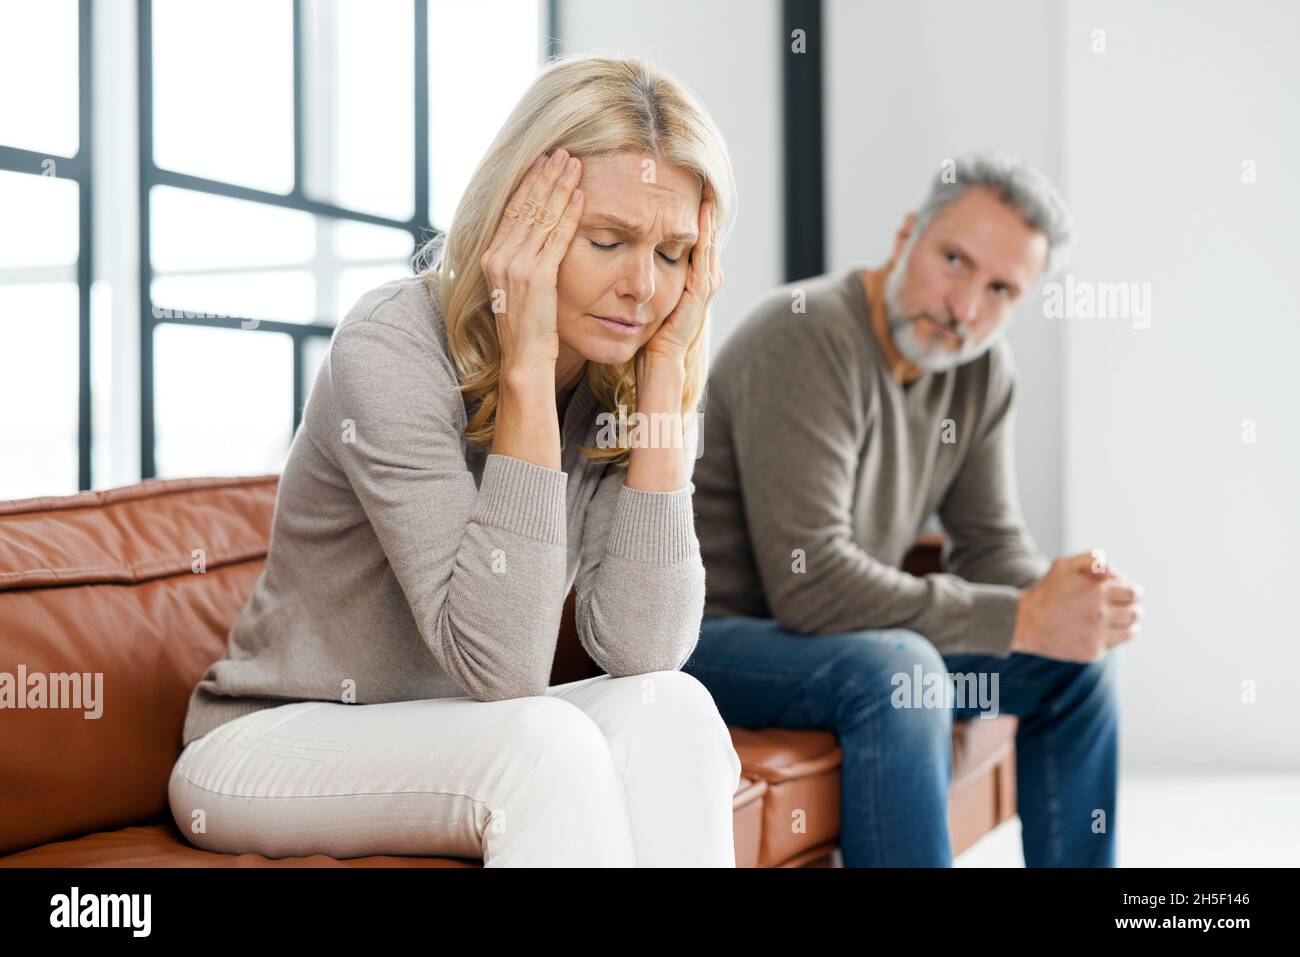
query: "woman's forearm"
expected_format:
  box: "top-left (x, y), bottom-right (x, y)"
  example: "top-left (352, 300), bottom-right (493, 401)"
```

top-left (625, 355), bottom-right (689, 492)
top-left (492, 369), bottom-right (563, 471)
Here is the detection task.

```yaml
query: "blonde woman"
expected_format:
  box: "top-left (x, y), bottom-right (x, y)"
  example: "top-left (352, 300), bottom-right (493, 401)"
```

top-left (168, 55), bottom-right (741, 867)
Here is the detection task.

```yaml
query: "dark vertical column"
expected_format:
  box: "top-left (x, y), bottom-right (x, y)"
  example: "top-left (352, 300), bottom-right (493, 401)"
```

top-left (77, 0), bottom-right (94, 489)
top-left (414, 0), bottom-right (430, 240)
top-left (292, 0), bottom-right (305, 198)
top-left (546, 0), bottom-right (561, 62)
top-left (137, 0), bottom-right (156, 479)
top-left (292, 0), bottom-right (308, 437)
top-left (782, 0), bottom-right (825, 283)
top-left (292, 333), bottom-right (305, 434)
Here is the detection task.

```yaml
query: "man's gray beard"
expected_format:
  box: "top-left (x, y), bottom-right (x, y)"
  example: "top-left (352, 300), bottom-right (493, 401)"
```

top-left (882, 249), bottom-right (998, 374)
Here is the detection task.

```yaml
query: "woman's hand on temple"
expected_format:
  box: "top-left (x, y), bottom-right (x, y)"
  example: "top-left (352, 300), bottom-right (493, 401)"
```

top-left (479, 148), bottom-right (585, 384)
top-left (483, 148), bottom-right (583, 471)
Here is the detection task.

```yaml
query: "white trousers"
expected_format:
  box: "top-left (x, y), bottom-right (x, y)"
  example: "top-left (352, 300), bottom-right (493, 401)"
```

top-left (168, 670), bottom-right (744, 866)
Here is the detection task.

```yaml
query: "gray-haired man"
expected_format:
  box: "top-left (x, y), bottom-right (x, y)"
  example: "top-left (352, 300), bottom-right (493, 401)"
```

top-left (684, 153), bottom-right (1144, 867)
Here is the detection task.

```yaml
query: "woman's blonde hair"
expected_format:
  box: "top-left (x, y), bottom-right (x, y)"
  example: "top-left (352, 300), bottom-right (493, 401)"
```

top-left (414, 54), bottom-right (737, 467)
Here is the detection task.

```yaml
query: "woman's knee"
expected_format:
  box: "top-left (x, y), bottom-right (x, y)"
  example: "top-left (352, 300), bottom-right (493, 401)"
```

top-left (601, 670), bottom-right (730, 730)
top-left (591, 671), bottom-right (741, 778)
top-left (625, 669), bottom-right (722, 714)
top-left (503, 695), bottom-right (620, 779)
top-left (168, 751), bottom-right (222, 852)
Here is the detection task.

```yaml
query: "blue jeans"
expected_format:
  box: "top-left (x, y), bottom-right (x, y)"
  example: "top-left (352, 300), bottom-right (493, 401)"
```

top-left (683, 617), bottom-right (1119, 867)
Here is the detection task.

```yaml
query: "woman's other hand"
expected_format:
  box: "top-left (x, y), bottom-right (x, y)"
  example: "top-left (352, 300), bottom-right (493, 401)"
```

top-left (639, 194), bottom-right (721, 366)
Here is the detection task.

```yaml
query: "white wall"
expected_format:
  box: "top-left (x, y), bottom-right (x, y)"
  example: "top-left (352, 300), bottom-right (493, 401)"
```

top-left (557, 0), bottom-right (784, 353)
top-left (1061, 0), bottom-right (1300, 771)
top-left (824, 0), bottom-right (1065, 556)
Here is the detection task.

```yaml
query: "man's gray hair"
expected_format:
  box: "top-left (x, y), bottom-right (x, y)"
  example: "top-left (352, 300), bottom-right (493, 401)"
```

top-left (915, 152), bottom-right (1074, 280)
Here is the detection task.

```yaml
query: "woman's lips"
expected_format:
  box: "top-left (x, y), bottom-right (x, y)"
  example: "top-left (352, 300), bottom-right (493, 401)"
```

top-left (591, 314), bottom-right (641, 336)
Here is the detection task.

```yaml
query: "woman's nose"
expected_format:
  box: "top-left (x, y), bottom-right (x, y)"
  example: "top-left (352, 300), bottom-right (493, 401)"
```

top-left (618, 251), bottom-right (656, 304)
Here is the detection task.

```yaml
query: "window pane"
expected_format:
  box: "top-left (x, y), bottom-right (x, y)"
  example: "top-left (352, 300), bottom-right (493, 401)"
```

top-left (150, 186), bottom-right (315, 272)
top-left (90, 279), bottom-right (126, 490)
top-left (303, 0), bottom-right (415, 220)
top-left (0, 283), bottom-right (79, 499)
top-left (153, 325), bottom-right (293, 478)
top-left (334, 220), bottom-right (416, 261)
top-left (152, 271), bottom-right (317, 325)
top-left (429, 0), bottom-right (540, 228)
top-left (152, 0), bottom-right (294, 193)
top-left (0, 0), bottom-right (78, 156)
top-left (0, 170), bottom-right (79, 268)
top-left (150, 192), bottom-right (420, 326)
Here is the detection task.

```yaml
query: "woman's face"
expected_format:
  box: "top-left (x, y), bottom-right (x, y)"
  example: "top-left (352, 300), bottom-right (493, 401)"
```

top-left (555, 151), bottom-right (702, 368)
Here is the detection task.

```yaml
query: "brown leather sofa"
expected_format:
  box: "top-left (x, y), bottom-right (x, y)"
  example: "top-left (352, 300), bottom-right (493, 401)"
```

top-left (0, 475), bottom-right (1017, 867)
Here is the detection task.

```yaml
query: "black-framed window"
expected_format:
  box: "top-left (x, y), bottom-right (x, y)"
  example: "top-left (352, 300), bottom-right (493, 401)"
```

top-left (0, 0), bottom-right (94, 498)
top-left (137, 0), bottom-right (553, 480)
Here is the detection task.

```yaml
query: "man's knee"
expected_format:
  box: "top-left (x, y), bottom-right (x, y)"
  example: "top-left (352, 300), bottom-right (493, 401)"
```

top-left (1078, 653), bottom-right (1121, 708)
top-left (828, 627), bottom-right (946, 685)
top-left (1044, 651), bottom-right (1121, 718)
top-left (828, 628), bottom-right (953, 738)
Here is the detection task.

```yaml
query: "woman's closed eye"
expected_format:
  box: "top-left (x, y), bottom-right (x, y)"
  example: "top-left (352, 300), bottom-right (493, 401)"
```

top-left (589, 239), bottom-right (680, 265)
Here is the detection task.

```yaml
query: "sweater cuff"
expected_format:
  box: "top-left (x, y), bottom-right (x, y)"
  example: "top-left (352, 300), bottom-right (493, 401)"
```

top-left (472, 453), bottom-right (568, 545)
top-left (605, 481), bottom-right (699, 564)
top-left (965, 585), bottom-right (1022, 658)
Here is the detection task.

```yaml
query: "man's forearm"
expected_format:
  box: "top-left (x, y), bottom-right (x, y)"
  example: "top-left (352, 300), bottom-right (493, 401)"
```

top-left (756, 533), bottom-right (1024, 657)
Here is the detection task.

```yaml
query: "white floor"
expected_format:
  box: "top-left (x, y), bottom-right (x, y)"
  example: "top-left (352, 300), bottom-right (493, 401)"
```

top-left (954, 770), bottom-right (1300, 867)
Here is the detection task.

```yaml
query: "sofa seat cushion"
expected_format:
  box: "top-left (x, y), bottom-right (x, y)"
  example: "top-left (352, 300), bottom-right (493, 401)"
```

top-left (950, 715), bottom-right (1018, 790)
top-left (729, 718), bottom-right (1017, 866)
top-left (0, 818), bottom-right (479, 868)
top-left (2, 772), bottom-right (773, 868)
top-left (1, 724), bottom-right (1014, 867)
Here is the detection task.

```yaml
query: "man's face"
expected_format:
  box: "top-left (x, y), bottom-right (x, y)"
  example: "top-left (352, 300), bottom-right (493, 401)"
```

top-left (883, 185), bottom-right (1049, 373)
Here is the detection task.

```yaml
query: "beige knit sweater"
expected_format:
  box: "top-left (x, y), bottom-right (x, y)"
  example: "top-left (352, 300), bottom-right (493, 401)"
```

top-left (692, 266), bottom-right (1049, 657)
top-left (181, 274), bottom-right (704, 747)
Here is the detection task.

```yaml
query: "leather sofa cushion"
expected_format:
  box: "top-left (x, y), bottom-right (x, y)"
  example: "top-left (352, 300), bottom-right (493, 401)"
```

top-left (0, 477), bottom-right (278, 854)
